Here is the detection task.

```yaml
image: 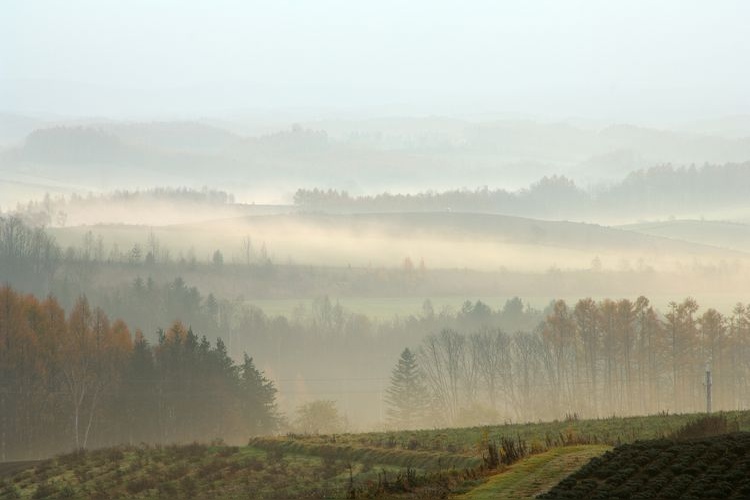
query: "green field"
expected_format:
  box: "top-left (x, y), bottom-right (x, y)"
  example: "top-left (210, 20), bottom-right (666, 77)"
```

top-left (3, 410), bottom-right (748, 499)
top-left (457, 445), bottom-right (611, 500)
top-left (261, 410), bottom-right (750, 458)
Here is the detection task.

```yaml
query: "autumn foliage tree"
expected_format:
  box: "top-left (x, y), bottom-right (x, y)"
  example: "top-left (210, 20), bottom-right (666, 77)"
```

top-left (0, 285), bottom-right (279, 460)
top-left (416, 296), bottom-right (750, 425)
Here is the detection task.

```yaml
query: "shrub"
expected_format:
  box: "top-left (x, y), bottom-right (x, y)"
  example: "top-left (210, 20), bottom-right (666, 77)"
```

top-left (180, 475), bottom-right (198, 497)
top-left (56, 449), bottom-right (86, 468)
top-left (58, 484), bottom-right (77, 498)
top-left (499, 435), bottom-right (528, 465)
top-left (157, 481), bottom-right (177, 497)
top-left (32, 481), bottom-right (58, 499)
top-left (266, 447), bottom-right (284, 463)
top-left (483, 441), bottom-right (500, 469)
top-left (218, 446), bottom-right (239, 457)
top-left (105, 447), bottom-right (125, 463)
top-left (125, 475), bottom-right (158, 495)
top-left (169, 442), bottom-right (208, 461)
top-left (670, 414), bottom-right (739, 441)
top-left (1, 484), bottom-right (21, 499)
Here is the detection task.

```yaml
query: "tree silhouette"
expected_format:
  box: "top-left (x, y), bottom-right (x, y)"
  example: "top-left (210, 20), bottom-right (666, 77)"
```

top-left (385, 348), bottom-right (430, 429)
top-left (240, 354), bottom-right (278, 435)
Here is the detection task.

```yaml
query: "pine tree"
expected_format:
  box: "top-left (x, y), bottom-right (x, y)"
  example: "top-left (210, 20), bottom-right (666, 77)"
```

top-left (120, 331), bottom-right (158, 444)
top-left (385, 348), bottom-right (429, 429)
top-left (240, 354), bottom-right (278, 435)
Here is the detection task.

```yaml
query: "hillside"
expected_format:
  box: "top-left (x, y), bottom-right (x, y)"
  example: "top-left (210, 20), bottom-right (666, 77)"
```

top-left (4, 118), bottom-right (750, 213)
top-left (622, 219), bottom-right (750, 253)
top-left (540, 432), bottom-right (750, 499)
top-left (48, 211), bottom-right (750, 273)
top-left (2, 411), bottom-right (748, 499)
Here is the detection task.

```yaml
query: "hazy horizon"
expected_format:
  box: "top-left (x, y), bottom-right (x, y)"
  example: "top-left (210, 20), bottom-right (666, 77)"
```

top-left (3, 1), bottom-right (750, 124)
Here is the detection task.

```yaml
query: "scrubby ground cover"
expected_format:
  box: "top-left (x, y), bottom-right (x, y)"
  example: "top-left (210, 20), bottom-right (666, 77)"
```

top-left (540, 432), bottom-right (750, 499)
top-left (248, 437), bottom-right (482, 470)
top-left (1, 411), bottom-right (749, 499)
top-left (0, 441), bottom-right (465, 500)
top-left (288, 409), bottom-right (750, 456)
top-left (0, 443), bottom-right (388, 500)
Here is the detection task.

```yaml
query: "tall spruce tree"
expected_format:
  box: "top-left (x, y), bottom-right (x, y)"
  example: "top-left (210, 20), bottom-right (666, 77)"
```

top-left (240, 354), bottom-right (279, 435)
top-left (385, 348), bottom-right (429, 429)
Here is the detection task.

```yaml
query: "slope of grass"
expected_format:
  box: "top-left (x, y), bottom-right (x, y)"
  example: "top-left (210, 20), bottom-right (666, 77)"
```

top-left (0, 444), bottom-right (365, 500)
top-left (622, 219), bottom-right (750, 253)
top-left (2, 411), bottom-right (749, 499)
top-left (249, 437), bottom-right (482, 471)
top-left (540, 432), bottom-right (750, 499)
top-left (0, 442), bottom-right (467, 500)
top-left (456, 445), bottom-right (611, 500)
top-left (312, 410), bottom-right (750, 456)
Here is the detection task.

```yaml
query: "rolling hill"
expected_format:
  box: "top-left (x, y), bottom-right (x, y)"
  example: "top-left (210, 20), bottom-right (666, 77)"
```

top-left (621, 219), bottom-right (750, 253)
top-left (4, 117), bottom-right (750, 213)
top-left (2, 411), bottom-right (748, 499)
top-left (46, 211), bottom-right (750, 281)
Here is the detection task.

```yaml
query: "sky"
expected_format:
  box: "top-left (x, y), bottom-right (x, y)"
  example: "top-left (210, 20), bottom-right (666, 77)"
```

top-left (2, 0), bottom-right (750, 122)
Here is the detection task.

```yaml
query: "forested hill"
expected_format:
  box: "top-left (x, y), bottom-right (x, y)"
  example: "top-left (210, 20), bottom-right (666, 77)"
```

top-left (4, 118), bottom-right (750, 216)
top-left (293, 162), bottom-right (750, 221)
top-left (0, 285), bottom-right (279, 461)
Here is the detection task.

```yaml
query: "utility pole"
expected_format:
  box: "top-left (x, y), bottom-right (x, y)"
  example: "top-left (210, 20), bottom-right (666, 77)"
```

top-left (1, 391), bottom-right (5, 462)
top-left (705, 363), bottom-right (712, 414)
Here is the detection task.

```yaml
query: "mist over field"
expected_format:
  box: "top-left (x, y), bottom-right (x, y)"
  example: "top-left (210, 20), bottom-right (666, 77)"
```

top-left (3, 4), bottom-right (750, 497)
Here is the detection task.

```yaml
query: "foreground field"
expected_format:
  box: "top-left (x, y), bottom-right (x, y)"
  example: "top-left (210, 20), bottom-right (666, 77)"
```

top-left (1, 411), bottom-right (748, 499)
top-left (269, 409), bottom-right (750, 457)
top-left (457, 445), bottom-right (611, 499)
top-left (540, 432), bottom-right (750, 499)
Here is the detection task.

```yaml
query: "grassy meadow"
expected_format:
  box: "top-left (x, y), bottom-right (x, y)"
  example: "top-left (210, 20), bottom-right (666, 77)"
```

top-left (3, 410), bottom-right (749, 499)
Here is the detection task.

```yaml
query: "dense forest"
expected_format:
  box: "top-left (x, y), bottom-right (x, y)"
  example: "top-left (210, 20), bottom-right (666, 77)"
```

top-left (5, 279), bottom-right (749, 461)
top-left (0, 286), bottom-right (277, 461)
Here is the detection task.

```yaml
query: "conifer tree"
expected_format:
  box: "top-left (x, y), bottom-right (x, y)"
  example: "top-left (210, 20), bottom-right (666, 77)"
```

top-left (240, 354), bottom-right (278, 435)
top-left (385, 348), bottom-right (429, 429)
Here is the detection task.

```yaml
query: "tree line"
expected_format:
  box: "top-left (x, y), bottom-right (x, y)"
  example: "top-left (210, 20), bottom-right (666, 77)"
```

top-left (0, 286), bottom-right (277, 461)
top-left (387, 297), bottom-right (750, 428)
top-left (0, 216), bottom-right (275, 300)
top-left (9, 187), bottom-right (235, 227)
top-left (294, 162), bottom-right (750, 219)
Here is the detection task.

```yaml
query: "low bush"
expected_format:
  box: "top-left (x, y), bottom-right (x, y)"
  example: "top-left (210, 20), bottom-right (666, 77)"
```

top-left (31, 481), bottom-right (58, 499)
top-left (125, 475), bottom-right (158, 495)
top-left (670, 414), bottom-right (739, 441)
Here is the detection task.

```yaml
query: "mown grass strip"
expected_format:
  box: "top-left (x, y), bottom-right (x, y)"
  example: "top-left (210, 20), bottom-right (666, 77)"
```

top-left (457, 445), bottom-right (611, 500)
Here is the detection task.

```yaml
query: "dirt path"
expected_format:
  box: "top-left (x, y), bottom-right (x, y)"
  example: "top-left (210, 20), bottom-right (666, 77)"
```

top-left (456, 445), bottom-right (610, 500)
